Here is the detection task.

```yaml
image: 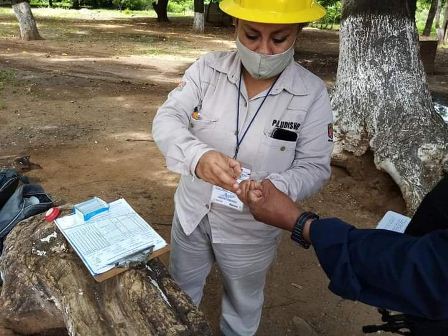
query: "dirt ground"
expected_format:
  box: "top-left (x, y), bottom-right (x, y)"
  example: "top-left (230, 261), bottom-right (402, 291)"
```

top-left (1, 11), bottom-right (447, 336)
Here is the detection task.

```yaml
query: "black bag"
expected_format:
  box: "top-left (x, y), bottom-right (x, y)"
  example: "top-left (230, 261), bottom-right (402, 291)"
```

top-left (0, 183), bottom-right (53, 254)
top-left (0, 169), bottom-right (28, 209)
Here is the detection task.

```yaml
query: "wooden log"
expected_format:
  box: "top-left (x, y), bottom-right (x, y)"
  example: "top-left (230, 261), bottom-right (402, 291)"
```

top-left (0, 208), bottom-right (212, 336)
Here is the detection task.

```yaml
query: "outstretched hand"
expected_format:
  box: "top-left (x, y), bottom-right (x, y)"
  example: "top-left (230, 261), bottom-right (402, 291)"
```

top-left (195, 150), bottom-right (242, 193)
top-left (240, 179), bottom-right (301, 231)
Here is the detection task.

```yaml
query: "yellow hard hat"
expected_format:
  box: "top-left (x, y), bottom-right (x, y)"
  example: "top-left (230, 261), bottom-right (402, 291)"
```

top-left (219, 0), bottom-right (326, 24)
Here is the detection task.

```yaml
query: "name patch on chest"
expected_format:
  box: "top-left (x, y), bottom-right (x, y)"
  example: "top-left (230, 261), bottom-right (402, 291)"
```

top-left (271, 120), bottom-right (301, 131)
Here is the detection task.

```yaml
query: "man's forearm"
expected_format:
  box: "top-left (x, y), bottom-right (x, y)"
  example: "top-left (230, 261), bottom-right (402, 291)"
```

top-left (310, 218), bottom-right (448, 320)
top-left (245, 178), bottom-right (448, 320)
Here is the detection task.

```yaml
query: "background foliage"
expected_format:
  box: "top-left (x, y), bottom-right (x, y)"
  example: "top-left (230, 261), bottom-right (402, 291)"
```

top-left (27, 0), bottom-right (197, 11)
top-left (14, 0), bottom-right (446, 35)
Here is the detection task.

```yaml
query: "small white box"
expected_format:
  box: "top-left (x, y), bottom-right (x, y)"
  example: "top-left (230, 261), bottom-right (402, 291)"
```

top-left (74, 197), bottom-right (109, 222)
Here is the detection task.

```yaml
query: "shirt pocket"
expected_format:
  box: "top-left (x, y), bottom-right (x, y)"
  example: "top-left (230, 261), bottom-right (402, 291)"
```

top-left (256, 134), bottom-right (297, 173)
top-left (189, 117), bottom-right (218, 135)
top-left (189, 117), bottom-right (225, 150)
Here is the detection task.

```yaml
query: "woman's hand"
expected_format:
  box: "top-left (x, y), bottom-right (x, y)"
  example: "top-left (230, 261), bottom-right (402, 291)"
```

top-left (235, 179), bottom-right (254, 204)
top-left (195, 150), bottom-right (242, 193)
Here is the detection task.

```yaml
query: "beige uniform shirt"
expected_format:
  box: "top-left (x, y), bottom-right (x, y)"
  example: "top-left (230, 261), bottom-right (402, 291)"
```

top-left (152, 51), bottom-right (333, 244)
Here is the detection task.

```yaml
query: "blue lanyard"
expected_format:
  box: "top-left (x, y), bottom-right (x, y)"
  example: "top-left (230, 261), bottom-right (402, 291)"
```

top-left (234, 73), bottom-right (278, 159)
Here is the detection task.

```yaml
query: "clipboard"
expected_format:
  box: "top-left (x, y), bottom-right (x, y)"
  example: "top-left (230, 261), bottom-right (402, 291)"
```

top-left (54, 198), bottom-right (170, 282)
top-left (93, 245), bottom-right (171, 282)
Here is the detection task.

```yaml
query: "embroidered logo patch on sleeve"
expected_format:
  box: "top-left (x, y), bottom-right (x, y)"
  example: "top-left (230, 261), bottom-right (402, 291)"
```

top-left (327, 123), bottom-right (334, 142)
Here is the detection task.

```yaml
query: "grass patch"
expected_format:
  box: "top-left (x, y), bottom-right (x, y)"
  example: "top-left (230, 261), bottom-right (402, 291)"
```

top-left (0, 8), bottom-right (19, 38)
top-left (0, 69), bottom-right (16, 91)
top-left (0, 8), bottom-right (12, 15)
top-left (0, 69), bottom-right (15, 111)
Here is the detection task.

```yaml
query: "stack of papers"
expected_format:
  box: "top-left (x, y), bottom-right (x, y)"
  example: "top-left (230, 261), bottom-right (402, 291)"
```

top-left (55, 198), bottom-right (168, 280)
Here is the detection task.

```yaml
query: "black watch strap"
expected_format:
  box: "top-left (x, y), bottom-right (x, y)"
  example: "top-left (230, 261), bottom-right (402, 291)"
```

top-left (291, 211), bottom-right (319, 249)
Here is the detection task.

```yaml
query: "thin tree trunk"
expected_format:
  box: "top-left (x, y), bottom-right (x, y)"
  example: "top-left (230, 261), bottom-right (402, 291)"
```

top-left (443, 2), bottom-right (448, 44)
top-left (152, 0), bottom-right (169, 22)
top-left (423, 0), bottom-right (439, 36)
top-left (332, 0), bottom-right (448, 213)
top-left (11, 0), bottom-right (41, 41)
top-left (48, 0), bottom-right (53, 8)
top-left (193, 0), bottom-right (204, 33)
top-left (434, 0), bottom-right (442, 28)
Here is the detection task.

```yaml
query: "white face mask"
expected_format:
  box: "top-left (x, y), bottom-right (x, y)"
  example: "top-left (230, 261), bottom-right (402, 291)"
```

top-left (236, 36), bottom-right (295, 80)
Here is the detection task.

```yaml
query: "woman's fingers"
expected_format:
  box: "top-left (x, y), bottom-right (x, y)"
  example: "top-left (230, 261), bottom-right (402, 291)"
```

top-left (228, 158), bottom-right (242, 178)
top-left (217, 169), bottom-right (240, 191)
top-left (217, 160), bottom-right (242, 192)
top-left (236, 180), bottom-right (252, 203)
top-left (196, 151), bottom-right (241, 192)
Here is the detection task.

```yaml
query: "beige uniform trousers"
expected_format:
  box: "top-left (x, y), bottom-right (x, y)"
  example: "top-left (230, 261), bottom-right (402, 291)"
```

top-left (170, 213), bottom-right (278, 336)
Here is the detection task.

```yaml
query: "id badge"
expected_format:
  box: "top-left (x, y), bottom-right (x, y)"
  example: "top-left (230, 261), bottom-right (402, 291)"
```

top-left (210, 167), bottom-right (251, 211)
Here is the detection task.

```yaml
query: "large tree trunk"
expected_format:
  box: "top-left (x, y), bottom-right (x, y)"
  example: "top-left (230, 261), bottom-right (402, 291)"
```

top-left (423, 0), bottom-right (439, 36)
top-left (152, 0), bottom-right (169, 23)
top-left (11, 0), bottom-right (42, 41)
top-left (332, 0), bottom-right (448, 213)
top-left (0, 209), bottom-right (212, 335)
top-left (193, 0), bottom-right (204, 33)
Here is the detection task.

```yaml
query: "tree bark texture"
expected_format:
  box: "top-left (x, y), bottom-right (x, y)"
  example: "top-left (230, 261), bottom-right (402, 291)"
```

top-left (71, 0), bottom-right (79, 9)
top-left (332, 0), bottom-right (448, 213)
top-left (152, 0), bottom-right (169, 22)
top-left (11, 0), bottom-right (41, 41)
top-left (442, 2), bottom-right (448, 44)
top-left (341, 0), bottom-right (416, 19)
top-left (193, 13), bottom-right (205, 33)
top-left (0, 209), bottom-right (212, 336)
top-left (434, 0), bottom-right (442, 29)
top-left (194, 0), bottom-right (204, 14)
top-left (423, 0), bottom-right (439, 36)
top-left (205, 2), bottom-right (232, 26)
top-left (193, 0), bottom-right (204, 32)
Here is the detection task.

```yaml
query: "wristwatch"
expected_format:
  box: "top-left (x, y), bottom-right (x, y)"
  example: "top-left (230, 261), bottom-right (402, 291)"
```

top-left (291, 211), bottom-right (319, 249)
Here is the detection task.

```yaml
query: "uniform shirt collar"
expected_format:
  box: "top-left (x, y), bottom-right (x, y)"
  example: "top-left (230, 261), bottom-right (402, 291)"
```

top-left (209, 51), bottom-right (310, 96)
top-left (274, 60), bottom-right (310, 96)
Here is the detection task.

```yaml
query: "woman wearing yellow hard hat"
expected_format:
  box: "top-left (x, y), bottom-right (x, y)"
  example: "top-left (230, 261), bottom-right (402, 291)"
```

top-left (152, 0), bottom-right (333, 335)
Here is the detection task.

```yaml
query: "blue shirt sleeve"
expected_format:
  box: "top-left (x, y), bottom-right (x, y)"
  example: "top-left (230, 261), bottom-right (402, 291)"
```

top-left (310, 218), bottom-right (448, 320)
